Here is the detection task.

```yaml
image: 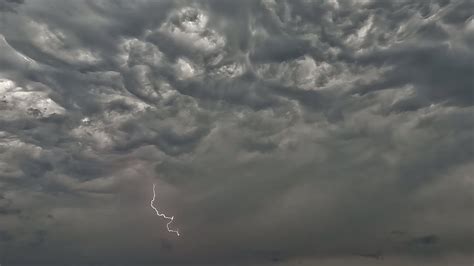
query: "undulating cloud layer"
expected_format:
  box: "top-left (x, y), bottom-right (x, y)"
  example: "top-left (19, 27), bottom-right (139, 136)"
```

top-left (0, 0), bottom-right (473, 265)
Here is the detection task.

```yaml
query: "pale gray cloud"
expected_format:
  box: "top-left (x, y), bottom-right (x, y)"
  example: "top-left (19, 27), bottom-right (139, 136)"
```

top-left (0, 0), bottom-right (473, 265)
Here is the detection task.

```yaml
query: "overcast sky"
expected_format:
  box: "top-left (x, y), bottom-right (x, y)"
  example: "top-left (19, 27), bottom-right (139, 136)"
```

top-left (0, 0), bottom-right (473, 265)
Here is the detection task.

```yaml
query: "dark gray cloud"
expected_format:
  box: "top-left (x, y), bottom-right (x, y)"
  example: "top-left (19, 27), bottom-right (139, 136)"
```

top-left (0, 0), bottom-right (473, 265)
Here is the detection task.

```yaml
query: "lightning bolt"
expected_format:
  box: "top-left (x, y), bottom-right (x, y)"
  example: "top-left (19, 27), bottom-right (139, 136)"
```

top-left (150, 183), bottom-right (180, 236)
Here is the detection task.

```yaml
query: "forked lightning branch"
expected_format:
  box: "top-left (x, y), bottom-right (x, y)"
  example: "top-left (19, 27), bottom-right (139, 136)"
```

top-left (150, 184), bottom-right (180, 236)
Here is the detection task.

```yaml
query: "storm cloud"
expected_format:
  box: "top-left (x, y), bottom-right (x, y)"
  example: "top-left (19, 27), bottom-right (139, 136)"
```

top-left (0, 0), bottom-right (473, 265)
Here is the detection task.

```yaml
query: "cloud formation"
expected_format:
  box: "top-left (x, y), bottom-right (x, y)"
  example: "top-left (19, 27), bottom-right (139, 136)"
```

top-left (0, 0), bottom-right (473, 265)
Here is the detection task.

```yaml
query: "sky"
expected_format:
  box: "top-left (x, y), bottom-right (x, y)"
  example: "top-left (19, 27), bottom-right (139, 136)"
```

top-left (0, 0), bottom-right (473, 265)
